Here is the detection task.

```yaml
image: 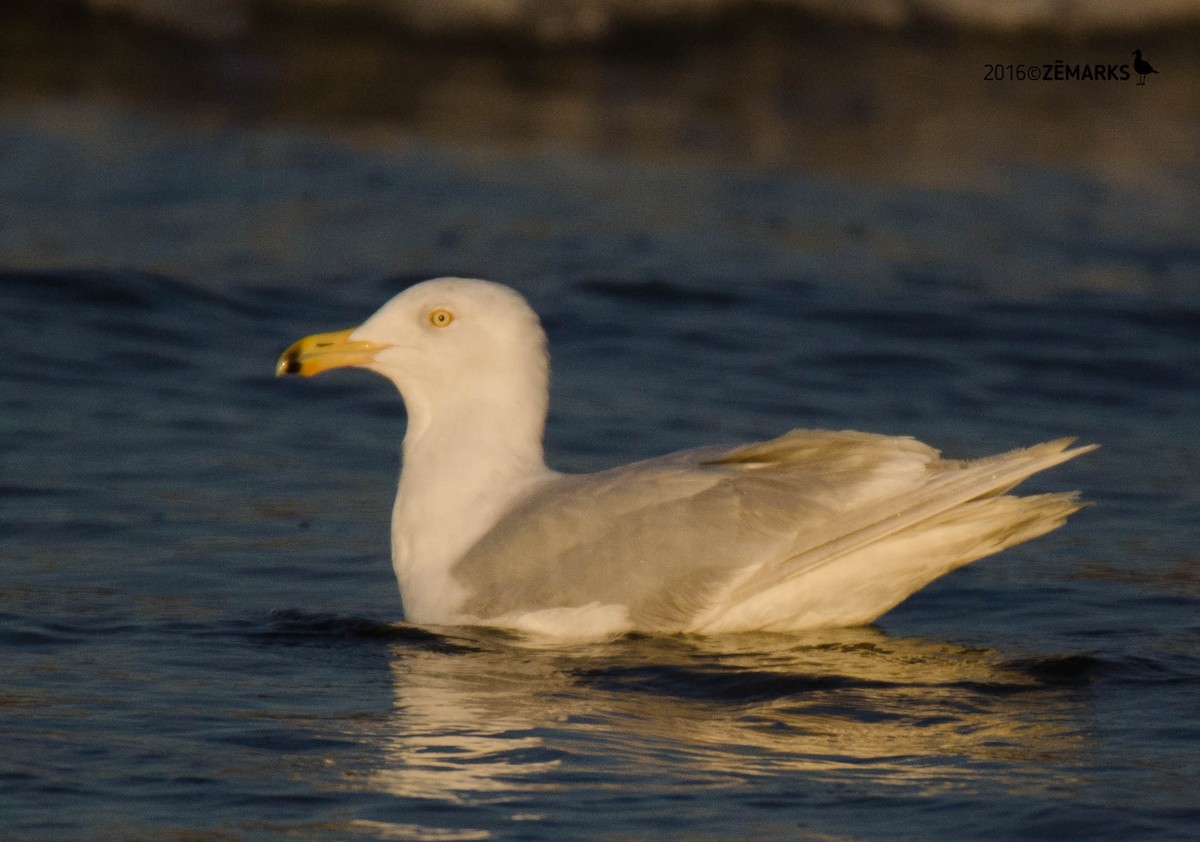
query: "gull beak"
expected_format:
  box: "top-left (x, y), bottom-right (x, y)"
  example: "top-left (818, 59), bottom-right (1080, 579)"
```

top-left (276, 328), bottom-right (390, 377)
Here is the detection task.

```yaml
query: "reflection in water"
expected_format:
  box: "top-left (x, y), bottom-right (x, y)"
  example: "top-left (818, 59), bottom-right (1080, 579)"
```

top-left (355, 627), bottom-right (1088, 815)
top-left (369, 642), bottom-right (566, 805)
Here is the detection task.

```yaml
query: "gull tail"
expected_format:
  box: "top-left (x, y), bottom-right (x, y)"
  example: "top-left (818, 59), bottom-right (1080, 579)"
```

top-left (691, 438), bottom-right (1096, 633)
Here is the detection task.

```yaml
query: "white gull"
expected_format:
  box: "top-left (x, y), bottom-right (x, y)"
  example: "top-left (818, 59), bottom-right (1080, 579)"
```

top-left (277, 278), bottom-right (1094, 637)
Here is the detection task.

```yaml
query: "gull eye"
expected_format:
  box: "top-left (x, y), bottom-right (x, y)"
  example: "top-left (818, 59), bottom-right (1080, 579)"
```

top-left (428, 308), bottom-right (454, 328)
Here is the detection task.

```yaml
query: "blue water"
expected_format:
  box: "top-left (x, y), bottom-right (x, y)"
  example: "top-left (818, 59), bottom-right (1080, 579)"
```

top-left (3, 102), bottom-right (1200, 841)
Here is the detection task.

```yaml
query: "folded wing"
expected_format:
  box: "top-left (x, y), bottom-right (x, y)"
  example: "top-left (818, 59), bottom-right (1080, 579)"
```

top-left (451, 429), bottom-right (1094, 632)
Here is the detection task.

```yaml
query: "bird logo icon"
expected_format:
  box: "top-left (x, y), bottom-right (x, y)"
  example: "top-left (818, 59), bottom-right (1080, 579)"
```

top-left (1132, 49), bottom-right (1159, 86)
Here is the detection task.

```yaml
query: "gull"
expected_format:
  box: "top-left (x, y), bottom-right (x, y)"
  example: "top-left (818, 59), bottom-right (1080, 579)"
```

top-left (1132, 49), bottom-right (1158, 86)
top-left (277, 278), bottom-right (1094, 637)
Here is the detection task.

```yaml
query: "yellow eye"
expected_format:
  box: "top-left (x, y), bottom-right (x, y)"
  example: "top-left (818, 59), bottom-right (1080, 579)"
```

top-left (428, 308), bottom-right (454, 328)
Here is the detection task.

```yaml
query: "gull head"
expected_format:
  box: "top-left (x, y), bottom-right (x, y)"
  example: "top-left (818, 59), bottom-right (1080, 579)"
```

top-left (277, 277), bottom-right (550, 439)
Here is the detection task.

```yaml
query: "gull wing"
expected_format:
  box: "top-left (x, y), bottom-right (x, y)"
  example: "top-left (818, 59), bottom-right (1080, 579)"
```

top-left (452, 429), bottom-right (966, 630)
top-left (693, 434), bottom-right (1095, 631)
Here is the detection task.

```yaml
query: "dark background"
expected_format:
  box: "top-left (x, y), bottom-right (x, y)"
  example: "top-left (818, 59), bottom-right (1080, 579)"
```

top-left (2, 1), bottom-right (1197, 292)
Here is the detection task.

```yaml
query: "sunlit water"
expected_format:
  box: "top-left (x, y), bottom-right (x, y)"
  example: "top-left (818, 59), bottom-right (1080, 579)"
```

top-left (2, 103), bottom-right (1199, 841)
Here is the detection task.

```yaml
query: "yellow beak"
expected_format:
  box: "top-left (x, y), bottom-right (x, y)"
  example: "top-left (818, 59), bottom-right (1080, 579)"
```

top-left (275, 328), bottom-right (390, 377)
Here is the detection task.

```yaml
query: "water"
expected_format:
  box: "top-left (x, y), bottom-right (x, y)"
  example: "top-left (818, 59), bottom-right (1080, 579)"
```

top-left (3, 99), bottom-right (1200, 840)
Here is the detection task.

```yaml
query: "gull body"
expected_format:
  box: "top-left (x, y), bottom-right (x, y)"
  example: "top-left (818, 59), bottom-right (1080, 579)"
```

top-left (278, 278), bottom-right (1094, 638)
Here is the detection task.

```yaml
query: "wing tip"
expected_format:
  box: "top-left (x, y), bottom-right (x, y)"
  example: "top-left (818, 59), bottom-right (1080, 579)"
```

top-left (1039, 437), bottom-right (1100, 464)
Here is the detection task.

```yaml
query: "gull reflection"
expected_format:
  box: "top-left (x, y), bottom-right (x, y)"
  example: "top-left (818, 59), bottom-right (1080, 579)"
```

top-left (366, 635), bottom-right (565, 805)
top-left (359, 626), bottom-right (1088, 807)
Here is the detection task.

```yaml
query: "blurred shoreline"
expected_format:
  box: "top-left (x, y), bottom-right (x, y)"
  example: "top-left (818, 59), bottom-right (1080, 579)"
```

top-left (3, 4), bottom-right (1197, 188)
top-left (42, 1), bottom-right (1200, 45)
top-left (2, 2), bottom-right (1196, 293)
